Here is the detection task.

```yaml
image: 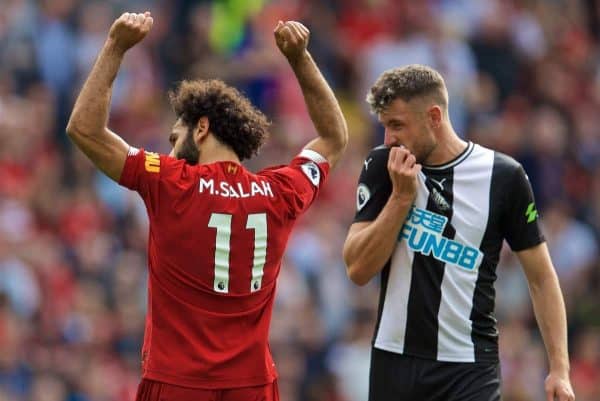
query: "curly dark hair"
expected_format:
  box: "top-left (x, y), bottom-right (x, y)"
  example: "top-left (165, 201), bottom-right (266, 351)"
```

top-left (366, 64), bottom-right (448, 114)
top-left (169, 79), bottom-right (270, 161)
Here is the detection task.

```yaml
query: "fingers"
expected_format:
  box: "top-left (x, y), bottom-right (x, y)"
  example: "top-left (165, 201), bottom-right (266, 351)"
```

top-left (557, 387), bottom-right (575, 401)
top-left (118, 11), bottom-right (152, 28)
top-left (279, 25), bottom-right (294, 43)
top-left (142, 14), bottom-right (154, 32)
top-left (387, 146), bottom-right (419, 201)
top-left (273, 20), bottom-right (309, 44)
top-left (414, 163), bottom-right (422, 175)
top-left (288, 22), bottom-right (304, 39)
top-left (109, 11), bottom-right (153, 51)
top-left (546, 383), bottom-right (575, 401)
top-left (296, 22), bottom-right (309, 36)
top-left (288, 21), bottom-right (309, 43)
top-left (388, 146), bottom-right (416, 172)
top-left (545, 373), bottom-right (574, 401)
top-left (545, 388), bottom-right (553, 401)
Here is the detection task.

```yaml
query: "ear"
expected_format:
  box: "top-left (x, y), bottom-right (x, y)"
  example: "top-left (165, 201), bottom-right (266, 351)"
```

top-left (193, 116), bottom-right (210, 145)
top-left (427, 106), bottom-right (443, 129)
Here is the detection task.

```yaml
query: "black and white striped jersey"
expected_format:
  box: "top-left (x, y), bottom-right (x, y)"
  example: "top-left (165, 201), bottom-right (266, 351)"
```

top-left (353, 142), bottom-right (544, 363)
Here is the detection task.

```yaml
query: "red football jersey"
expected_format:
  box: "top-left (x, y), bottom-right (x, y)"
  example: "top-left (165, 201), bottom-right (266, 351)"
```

top-left (119, 147), bottom-right (329, 389)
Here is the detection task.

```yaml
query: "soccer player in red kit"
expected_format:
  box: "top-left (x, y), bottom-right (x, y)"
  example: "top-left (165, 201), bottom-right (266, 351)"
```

top-left (66, 11), bottom-right (348, 401)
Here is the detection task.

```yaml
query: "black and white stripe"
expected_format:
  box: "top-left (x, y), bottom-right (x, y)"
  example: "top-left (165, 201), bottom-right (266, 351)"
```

top-left (436, 146), bottom-right (494, 361)
top-left (374, 143), bottom-right (493, 362)
top-left (354, 142), bottom-right (543, 363)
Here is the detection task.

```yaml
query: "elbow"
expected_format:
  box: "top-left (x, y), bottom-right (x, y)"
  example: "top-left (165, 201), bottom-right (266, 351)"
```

top-left (326, 131), bottom-right (349, 168)
top-left (339, 136), bottom-right (349, 156)
top-left (345, 263), bottom-right (372, 286)
top-left (66, 119), bottom-right (97, 141)
top-left (343, 241), bottom-right (370, 286)
top-left (337, 123), bottom-right (349, 150)
top-left (328, 120), bottom-right (349, 151)
top-left (66, 119), bottom-right (83, 138)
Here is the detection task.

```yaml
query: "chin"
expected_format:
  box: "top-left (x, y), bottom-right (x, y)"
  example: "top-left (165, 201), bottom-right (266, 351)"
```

top-left (175, 150), bottom-right (200, 165)
top-left (179, 155), bottom-right (198, 165)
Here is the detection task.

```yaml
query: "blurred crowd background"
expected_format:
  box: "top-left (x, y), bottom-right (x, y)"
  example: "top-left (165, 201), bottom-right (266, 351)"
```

top-left (0, 0), bottom-right (599, 400)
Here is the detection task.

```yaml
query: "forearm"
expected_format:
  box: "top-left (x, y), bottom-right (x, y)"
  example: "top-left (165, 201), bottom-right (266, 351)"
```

top-left (529, 272), bottom-right (570, 373)
top-left (289, 51), bottom-right (347, 155)
top-left (67, 39), bottom-right (124, 137)
top-left (344, 197), bottom-right (413, 285)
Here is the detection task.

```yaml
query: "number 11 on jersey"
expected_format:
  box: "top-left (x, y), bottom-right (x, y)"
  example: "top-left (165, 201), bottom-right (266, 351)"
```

top-left (208, 213), bottom-right (268, 293)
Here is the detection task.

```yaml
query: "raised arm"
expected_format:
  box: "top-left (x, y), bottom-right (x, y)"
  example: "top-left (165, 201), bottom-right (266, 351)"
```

top-left (343, 147), bottom-right (421, 285)
top-left (66, 12), bottom-right (153, 181)
top-left (517, 243), bottom-right (575, 401)
top-left (274, 21), bottom-right (348, 169)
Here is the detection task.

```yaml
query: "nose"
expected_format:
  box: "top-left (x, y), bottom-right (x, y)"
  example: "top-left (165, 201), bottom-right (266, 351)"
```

top-left (384, 129), bottom-right (395, 147)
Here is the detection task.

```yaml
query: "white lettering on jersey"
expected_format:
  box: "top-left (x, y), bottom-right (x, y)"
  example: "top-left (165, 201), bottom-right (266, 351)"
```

top-left (199, 178), bottom-right (214, 193)
top-left (262, 182), bottom-right (273, 197)
top-left (199, 178), bottom-right (275, 198)
top-left (251, 182), bottom-right (265, 196)
top-left (236, 183), bottom-right (250, 198)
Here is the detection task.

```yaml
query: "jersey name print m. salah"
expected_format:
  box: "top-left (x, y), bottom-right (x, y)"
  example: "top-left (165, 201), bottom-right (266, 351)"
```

top-left (119, 148), bottom-right (329, 389)
top-left (353, 142), bottom-right (544, 363)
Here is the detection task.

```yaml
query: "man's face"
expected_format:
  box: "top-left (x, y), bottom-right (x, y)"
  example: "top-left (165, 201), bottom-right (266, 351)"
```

top-left (169, 118), bottom-right (199, 165)
top-left (378, 97), bottom-right (437, 164)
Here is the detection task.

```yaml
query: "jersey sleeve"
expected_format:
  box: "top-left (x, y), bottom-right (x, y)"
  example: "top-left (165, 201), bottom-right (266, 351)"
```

top-left (353, 146), bottom-right (392, 223)
top-left (118, 147), bottom-right (177, 215)
top-left (502, 164), bottom-right (545, 251)
top-left (260, 149), bottom-right (330, 219)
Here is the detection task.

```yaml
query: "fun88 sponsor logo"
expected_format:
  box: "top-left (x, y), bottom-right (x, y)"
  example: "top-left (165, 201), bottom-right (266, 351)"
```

top-left (399, 207), bottom-right (482, 271)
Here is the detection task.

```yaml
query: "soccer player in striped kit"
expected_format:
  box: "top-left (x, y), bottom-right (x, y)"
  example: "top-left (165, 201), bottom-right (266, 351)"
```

top-left (343, 65), bottom-right (574, 401)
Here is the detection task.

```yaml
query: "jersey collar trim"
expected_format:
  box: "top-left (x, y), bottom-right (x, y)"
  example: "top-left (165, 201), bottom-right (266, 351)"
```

top-left (423, 141), bottom-right (474, 171)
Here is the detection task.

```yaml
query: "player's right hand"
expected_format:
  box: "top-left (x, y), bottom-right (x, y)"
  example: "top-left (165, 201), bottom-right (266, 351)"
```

top-left (387, 146), bottom-right (421, 203)
top-left (274, 20), bottom-right (310, 62)
top-left (108, 11), bottom-right (153, 53)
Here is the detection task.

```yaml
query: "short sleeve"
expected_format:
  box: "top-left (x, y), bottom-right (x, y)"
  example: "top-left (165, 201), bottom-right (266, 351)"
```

top-left (353, 146), bottom-right (392, 223)
top-left (502, 165), bottom-right (545, 251)
top-left (118, 147), bottom-right (160, 194)
top-left (259, 149), bottom-right (330, 219)
top-left (118, 147), bottom-right (181, 215)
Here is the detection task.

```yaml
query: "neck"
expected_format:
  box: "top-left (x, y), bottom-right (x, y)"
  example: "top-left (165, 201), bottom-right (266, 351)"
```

top-left (197, 136), bottom-right (241, 165)
top-left (424, 124), bottom-right (468, 166)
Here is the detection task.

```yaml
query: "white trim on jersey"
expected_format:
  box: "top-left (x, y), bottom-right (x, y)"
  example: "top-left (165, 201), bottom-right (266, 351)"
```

top-left (436, 144), bottom-right (494, 362)
top-left (128, 146), bottom-right (140, 156)
top-left (423, 142), bottom-right (474, 171)
top-left (299, 149), bottom-right (328, 164)
top-left (373, 173), bottom-right (429, 354)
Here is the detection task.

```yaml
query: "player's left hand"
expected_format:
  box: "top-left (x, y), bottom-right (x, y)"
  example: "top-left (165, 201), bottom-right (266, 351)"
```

top-left (108, 11), bottom-right (154, 54)
top-left (545, 371), bottom-right (575, 401)
top-left (274, 20), bottom-right (309, 62)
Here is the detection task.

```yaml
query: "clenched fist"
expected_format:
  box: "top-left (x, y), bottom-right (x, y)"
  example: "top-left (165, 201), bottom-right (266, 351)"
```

top-left (388, 146), bottom-right (421, 204)
top-left (274, 20), bottom-right (309, 62)
top-left (109, 11), bottom-right (153, 53)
